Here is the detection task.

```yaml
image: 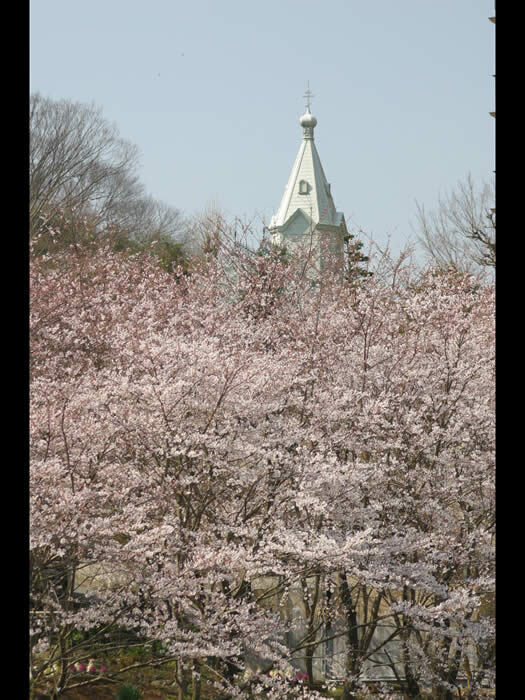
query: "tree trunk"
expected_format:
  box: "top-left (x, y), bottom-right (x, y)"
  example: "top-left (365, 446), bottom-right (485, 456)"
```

top-left (191, 659), bottom-right (201, 700)
top-left (339, 572), bottom-right (360, 700)
top-left (176, 659), bottom-right (188, 700)
top-left (301, 572), bottom-right (321, 690)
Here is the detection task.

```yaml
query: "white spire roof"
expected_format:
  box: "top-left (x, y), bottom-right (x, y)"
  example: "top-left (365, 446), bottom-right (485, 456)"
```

top-left (269, 104), bottom-right (344, 232)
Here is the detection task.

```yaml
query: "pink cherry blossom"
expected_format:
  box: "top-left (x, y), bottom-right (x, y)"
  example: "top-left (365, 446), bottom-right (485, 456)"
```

top-left (30, 221), bottom-right (494, 698)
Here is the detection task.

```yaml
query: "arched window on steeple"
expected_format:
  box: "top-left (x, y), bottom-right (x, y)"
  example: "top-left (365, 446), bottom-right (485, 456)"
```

top-left (299, 179), bottom-right (309, 195)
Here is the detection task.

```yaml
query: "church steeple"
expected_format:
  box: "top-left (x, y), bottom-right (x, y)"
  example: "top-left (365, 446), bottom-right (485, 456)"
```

top-left (268, 89), bottom-right (347, 271)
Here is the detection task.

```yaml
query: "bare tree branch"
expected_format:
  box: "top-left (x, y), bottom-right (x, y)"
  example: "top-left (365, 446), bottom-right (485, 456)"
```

top-left (30, 93), bottom-right (186, 242)
top-left (415, 174), bottom-right (495, 272)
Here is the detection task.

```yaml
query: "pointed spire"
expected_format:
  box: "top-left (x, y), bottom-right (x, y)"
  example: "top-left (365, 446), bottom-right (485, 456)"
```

top-left (269, 89), bottom-right (345, 232)
top-left (268, 88), bottom-right (348, 274)
top-left (300, 83), bottom-right (317, 139)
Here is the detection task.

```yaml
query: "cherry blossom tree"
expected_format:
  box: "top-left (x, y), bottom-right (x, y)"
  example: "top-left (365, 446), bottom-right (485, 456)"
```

top-left (30, 222), bottom-right (494, 698)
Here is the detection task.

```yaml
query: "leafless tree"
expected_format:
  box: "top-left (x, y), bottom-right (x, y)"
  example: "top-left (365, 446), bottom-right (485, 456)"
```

top-left (415, 174), bottom-right (495, 272)
top-left (109, 193), bottom-right (187, 243)
top-left (30, 93), bottom-right (139, 229)
top-left (30, 93), bottom-right (186, 241)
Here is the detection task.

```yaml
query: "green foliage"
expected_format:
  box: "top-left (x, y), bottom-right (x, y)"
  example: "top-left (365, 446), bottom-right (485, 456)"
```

top-left (119, 644), bottom-right (150, 664)
top-left (115, 684), bottom-right (144, 700)
top-left (146, 232), bottom-right (187, 273)
top-left (257, 240), bottom-right (290, 264)
top-left (32, 206), bottom-right (189, 274)
top-left (343, 233), bottom-right (372, 283)
top-left (151, 639), bottom-right (168, 657)
top-left (31, 206), bottom-right (100, 257)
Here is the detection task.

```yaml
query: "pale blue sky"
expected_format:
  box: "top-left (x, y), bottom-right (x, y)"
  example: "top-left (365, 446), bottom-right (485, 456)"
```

top-left (30, 0), bottom-right (495, 254)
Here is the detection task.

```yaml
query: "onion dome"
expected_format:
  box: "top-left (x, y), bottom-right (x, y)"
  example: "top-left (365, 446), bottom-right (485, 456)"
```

top-left (299, 110), bottom-right (317, 129)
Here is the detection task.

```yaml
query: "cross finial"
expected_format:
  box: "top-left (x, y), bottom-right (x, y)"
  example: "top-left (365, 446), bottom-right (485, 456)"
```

top-left (303, 82), bottom-right (314, 113)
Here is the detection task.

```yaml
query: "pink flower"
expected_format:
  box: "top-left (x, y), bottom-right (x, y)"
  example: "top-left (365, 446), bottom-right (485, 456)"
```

top-left (292, 671), bottom-right (308, 683)
top-left (99, 665), bottom-right (107, 674)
